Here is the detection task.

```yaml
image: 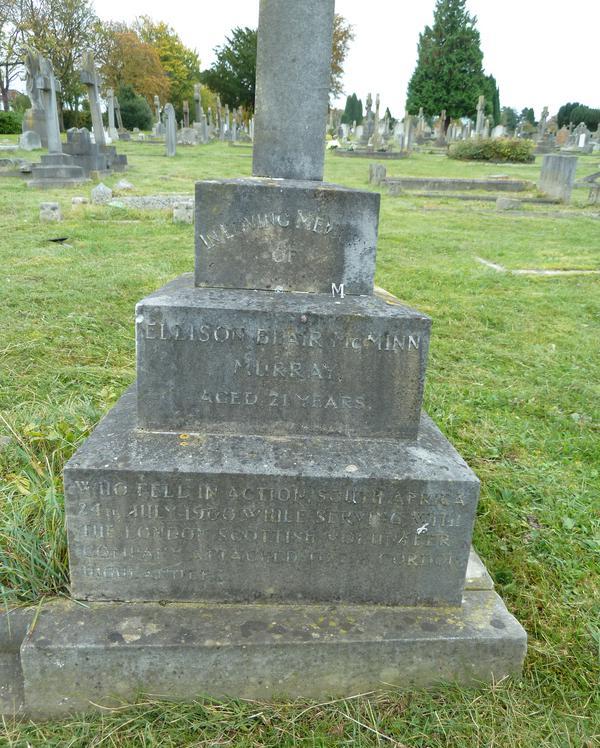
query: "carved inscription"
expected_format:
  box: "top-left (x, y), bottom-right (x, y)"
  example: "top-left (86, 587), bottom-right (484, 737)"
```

top-left (199, 209), bottom-right (334, 250)
top-left (140, 321), bottom-right (423, 352)
top-left (138, 318), bottom-right (424, 426)
top-left (70, 478), bottom-right (472, 581)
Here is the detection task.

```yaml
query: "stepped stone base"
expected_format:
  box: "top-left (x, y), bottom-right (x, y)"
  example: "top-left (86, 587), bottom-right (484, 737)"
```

top-left (26, 153), bottom-right (88, 188)
top-left (0, 552), bottom-right (526, 720)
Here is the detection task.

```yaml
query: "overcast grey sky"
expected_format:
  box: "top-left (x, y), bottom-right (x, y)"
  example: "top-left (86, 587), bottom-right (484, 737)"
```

top-left (95, 0), bottom-right (598, 118)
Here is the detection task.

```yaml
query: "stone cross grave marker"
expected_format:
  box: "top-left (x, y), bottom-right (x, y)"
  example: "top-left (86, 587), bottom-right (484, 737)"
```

top-left (114, 95), bottom-right (124, 131)
top-left (475, 95), bottom-right (485, 137)
top-left (0, 0), bottom-right (526, 720)
top-left (164, 103), bottom-right (177, 156)
top-left (106, 88), bottom-right (119, 140)
top-left (193, 84), bottom-right (202, 123)
top-left (35, 55), bottom-right (62, 154)
top-left (79, 52), bottom-right (106, 147)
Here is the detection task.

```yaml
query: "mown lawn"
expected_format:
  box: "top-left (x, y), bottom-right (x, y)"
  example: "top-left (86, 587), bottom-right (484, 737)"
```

top-left (0, 138), bottom-right (598, 746)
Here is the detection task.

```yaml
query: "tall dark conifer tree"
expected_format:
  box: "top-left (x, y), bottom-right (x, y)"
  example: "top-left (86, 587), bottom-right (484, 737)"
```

top-left (406, 0), bottom-right (493, 127)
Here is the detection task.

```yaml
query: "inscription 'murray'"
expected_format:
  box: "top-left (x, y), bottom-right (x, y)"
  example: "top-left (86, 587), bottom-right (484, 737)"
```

top-left (140, 321), bottom-right (422, 353)
top-left (199, 209), bottom-right (334, 250)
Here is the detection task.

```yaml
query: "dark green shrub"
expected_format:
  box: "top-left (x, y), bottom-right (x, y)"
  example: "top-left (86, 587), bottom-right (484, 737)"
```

top-left (448, 138), bottom-right (535, 163)
top-left (63, 109), bottom-right (92, 130)
top-left (0, 110), bottom-right (23, 134)
top-left (12, 94), bottom-right (31, 114)
top-left (117, 85), bottom-right (153, 131)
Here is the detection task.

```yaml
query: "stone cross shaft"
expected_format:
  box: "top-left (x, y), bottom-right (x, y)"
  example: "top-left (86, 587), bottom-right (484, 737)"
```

top-left (80, 53), bottom-right (106, 147)
top-left (36, 58), bottom-right (62, 154)
top-left (252, 0), bottom-right (335, 182)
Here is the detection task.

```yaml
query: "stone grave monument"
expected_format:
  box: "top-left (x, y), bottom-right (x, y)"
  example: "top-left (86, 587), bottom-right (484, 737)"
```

top-left (114, 94), bottom-right (130, 140)
top-left (106, 87), bottom-right (119, 141)
top-left (25, 52), bottom-right (88, 188)
top-left (165, 103), bottom-right (177, 156)
top-left (539, 154), bottom-right (578, 202)
top-left (72, 53), bottom-right (127, 172)
top-left (475, 95), bottom-right (486, 137)
top-left (0, 0), bottom-right (525, 719)
top-left (21, 48), bottom-right (48, 147)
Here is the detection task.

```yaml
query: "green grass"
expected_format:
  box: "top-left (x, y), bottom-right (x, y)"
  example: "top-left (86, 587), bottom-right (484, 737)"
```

top-left (0, 138), bottom-right (599, 746)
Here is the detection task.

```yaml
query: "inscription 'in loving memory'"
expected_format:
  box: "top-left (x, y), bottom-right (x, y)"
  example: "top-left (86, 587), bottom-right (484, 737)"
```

top-left (199, 210), bottom-right (334, 250)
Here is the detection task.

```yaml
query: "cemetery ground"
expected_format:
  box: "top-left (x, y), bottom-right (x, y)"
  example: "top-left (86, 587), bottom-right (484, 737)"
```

top-left (0, 139), bottom-right (598, 746)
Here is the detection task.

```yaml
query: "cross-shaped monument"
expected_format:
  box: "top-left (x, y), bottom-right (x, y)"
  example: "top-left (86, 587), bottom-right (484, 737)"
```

top-left (35, 55), bottom-right (62, 154)
top-left (1, 0), bottom-right (525, 718)
top-left (475, 94), bottom-right (486, 137)
top-left (79, 52), bottom-right (106, 147)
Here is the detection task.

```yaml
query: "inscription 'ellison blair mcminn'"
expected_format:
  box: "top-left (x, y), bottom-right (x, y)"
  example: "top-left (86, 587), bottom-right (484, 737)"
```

top-left (199, 210), bottom-right (334, 250)
top-left (140, 321), bottom-right (422, 353)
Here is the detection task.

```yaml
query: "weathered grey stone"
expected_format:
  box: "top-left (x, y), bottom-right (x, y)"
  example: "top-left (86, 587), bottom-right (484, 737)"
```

top-left (465, 548), bottom-right (495, 590)
top-left (63, 386), bottom-right (478, 606)
top-left (252, 0), bottom-right (334, 181)
top-left (79, 52), bottom-right (106, 148)
top-left (63, 128), bottom-right (127, 175)
top-left (22, 49), bottom-right (48, 147)
top-left (165, 103), bottom-right (177, 157)
top-left (27, 152), bottom-right (88, 188)
top-left (0, 606), bottom-right (35, 717)
top-left (106, 87), bottom-right (119, 141)
top-left (39, 202), bottom-right (61, 222)
top-left (108, 194), bottom-right (191, 211)
top-left (589, 183), bottom-right (600, 205)
top-left (0, 550), bottom-right (509, 718)
top-left (19, 130), bottom-right (42, 151)
top-left (115, 179), bottom-right (134, 191)
top-left (496, 197), bottom-right (522, 211)
top-left (384, 177), bottom-right (532, 192)
top-left (539, 154), bottom-right (578, 202)
top-left (368, 163), bottom-right (387, 185)
top-left (63, 127), bottom-right (109, 174)
top-left (12, 589), bottom-right (527, 719)
top-left (91, 183), bottom-right (113, 205)
top-left (71, 196), bottom-right (88, 205)
top-left (136, 275), bottom-right (430, 439)
top-left (194, 179), bottom-right (379, 294)
top-left (173, 201), bottom-right (194, 224)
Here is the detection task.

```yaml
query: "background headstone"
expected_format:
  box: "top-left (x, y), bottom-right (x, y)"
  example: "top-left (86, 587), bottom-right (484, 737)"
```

top-left (39, 202), bottom-right (61, 222)
top-left (91, 183), bottom-right (113, 204)
top-left (165, 103), bottom-right (177, 157)
top-left (539, 154), bottom-right (578, 202)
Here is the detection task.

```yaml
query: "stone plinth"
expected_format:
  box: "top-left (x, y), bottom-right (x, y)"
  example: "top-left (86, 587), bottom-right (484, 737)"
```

top-left (27, 153), bottom-right (88, 188)
top-left (64, 386), bottom-right (478, 606)
top-left (195, 179), bottom-right (379, 295)
top-left (2, 561), bottom-right (526, 719)
top-left (383, 177), bottom-right (532, 192)
top-left (135, 275), bottom-right (430, 439)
